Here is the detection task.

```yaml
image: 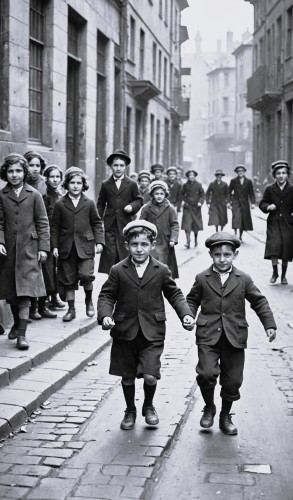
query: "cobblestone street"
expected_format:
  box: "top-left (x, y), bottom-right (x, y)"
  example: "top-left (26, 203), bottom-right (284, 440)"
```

top-left (0, 209), bottom-right (292, 499)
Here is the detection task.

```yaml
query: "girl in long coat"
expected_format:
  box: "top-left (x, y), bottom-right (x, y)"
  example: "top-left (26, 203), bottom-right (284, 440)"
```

top-left (0, 154), bottom-right (50, 350)
top-left (259, 160), bottom-right (293, 284)
top-left (140, 180), bottom-right (179, 279)
top-left (181, 170), bottom-right (205, 248)
top-left (228, 165), bottom-right (255, 240)
top-left (206, 170), bottom-right (228, 231)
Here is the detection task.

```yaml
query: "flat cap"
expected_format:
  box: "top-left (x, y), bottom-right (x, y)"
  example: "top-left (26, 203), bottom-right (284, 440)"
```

top-left (138, 170), bottom-right (151, 180)
top-left (166, 166), bottom-right (178, 174)
top-left (234, 164), bottom-right (247, 172)
top-left (271, 160), bottom-right (289, 171)
top-left (122, 220), bottom-right (157, 238)
top-left (150, 163), bottom-right (164, 173)
top-left (149, 180), bottom-right (169, 194)
top-left (107, 149), bottom-right (131, 166)
top-left (64, 166), bottom-right (84, 178)
top-left (205, 231), bottom-right (241, 249)
top-left (43, 164), bottom-right (63, 178)
top-left (214, 169), bottom-right (225, 176)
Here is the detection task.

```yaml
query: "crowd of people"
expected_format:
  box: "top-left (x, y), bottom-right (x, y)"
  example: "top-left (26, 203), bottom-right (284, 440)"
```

top-left (0, 148), bottom-right (291, 435)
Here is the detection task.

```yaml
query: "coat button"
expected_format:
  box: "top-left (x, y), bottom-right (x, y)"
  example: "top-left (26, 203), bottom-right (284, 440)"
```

top-left (217, 327), bottom-right (221, 331)
top-left (222, 313), bottom-right (226, 316)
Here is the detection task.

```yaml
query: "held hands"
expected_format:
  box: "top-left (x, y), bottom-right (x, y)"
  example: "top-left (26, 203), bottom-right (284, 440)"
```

top-left (182, 315), bottom-right (195, 331)
top-left (227, 203), bottom-right (232, 210)
top-left (53, 248), bottom-right (59, 258)
top-left (96, 244), bottom-right (103, 254)
top-left (251, 204), bottom-right (255, 209)
top-left (124, 205), bottom-right (133, 213)
top-left (267, 204), bottom-right (277, 211)
top-left (197, 202), bottom-right (202, 207)
top-left (102, 316), bottom-right (115, 330)
top-left (38, 251), bottom-right (47, 263)
top-left (266, 328), bottom-right (276, 342)
top-left (0, 244), bottom-right (7, 256)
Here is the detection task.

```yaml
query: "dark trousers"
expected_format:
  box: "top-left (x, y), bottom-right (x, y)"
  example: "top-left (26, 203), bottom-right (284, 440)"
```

top-left (196, 333), bottom-right (245, 402)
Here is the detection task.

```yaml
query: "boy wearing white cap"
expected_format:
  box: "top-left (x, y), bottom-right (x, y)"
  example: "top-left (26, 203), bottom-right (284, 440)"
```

top-left (98, 220), bottom-right (195, 431)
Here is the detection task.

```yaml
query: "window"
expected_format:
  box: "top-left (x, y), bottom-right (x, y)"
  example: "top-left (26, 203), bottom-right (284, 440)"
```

top-left (164, 118), bottom-right (169, 166)
top-left (125, 107), bottom-right (132, 158)
top-left (223, 97), bottom-right (229, 115)
top-left (163, 57), bottom-right (167, 96)
top-left (286, 7), bottom-right (293, 57)
top-left (96, 32), bottom-right (108, 194)
top-left (165, 0), bottom-right (168, 24)
top-left (159, 0), bottom-right (163, 19)
top-left (29, 0), bottom-right (45, 141)
top-left (156, 119), bottom-right (161, 161)
top-left (139, 29), bottom-right (145, 79)
top-left (276, 16), bottom-right (282, 66)
top-left (150, 113), bottom-right (155, 164)
top-left (0, 0), bottom-right (9, 130)
top-left (129, 16), bottom-right (135, 61)
top-left (152, 42), bottom-right (157, 83)
top-left (158, 50), bottom-right (162, 88)
top-left (224, 71), bottom-right (229, 87)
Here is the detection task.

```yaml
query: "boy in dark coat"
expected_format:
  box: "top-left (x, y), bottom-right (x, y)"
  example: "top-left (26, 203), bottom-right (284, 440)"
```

top-left (137, 170), bottom-right (151, 204)
top-left (51, 167), bottom-right (105, 321)
top-left (228, 165), bottom-right (255, 241)
top-left (165, 166), bottom-right (182, 212)
top-left (97, 149), bottom-right (143, 274)
top-left (259, 160), bottom-right (293, 284)
top-left (206, 170), bottom-right (228, 231)
top-left (0, 153), bottom-right (50, 350)
top-left (97, 220), bottom-right (195, 430)
top-left (140, 180), bottom-right (179, 279)
top-left (186, 232), bottom-right (277, 435)
top-left (181, 169), bottom-right (205, 248)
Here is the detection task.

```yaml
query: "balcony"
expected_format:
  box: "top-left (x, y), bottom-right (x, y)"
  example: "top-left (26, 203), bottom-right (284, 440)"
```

top-left (127, 78), bottom-right (161, 105)
top-left (171, 88), bottom-right (190, 123)
top-left (247, 65), bottom-right (282, 112)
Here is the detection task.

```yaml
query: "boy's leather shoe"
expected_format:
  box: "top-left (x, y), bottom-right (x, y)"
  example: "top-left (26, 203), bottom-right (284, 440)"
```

top-left (39, 307), bottom-right (57, 319)
top-left (219, 412), bottom-right (238, 435)
top-left (29, 309), bottom-right (42, 320)
top-left (63, 309), bottom-right (76, 322)
top-left (8, 327), bottom-right (19, 340)
top-left (120, 409), bottom-right (136, 430)
top-left (17, 335), bottom-right (29, 350)
top-left (281, 276), bottom-right (288, 285)
top-left (85, 301), bottom-right (95, 318)
top-left (270, 273), bottom-right (278, 284)
top-left (200, 404), bottom-right (216, 428)
top-left (49, 298), bottom-right (66, 309)
top-left (142, 405), bottom-right (159, 426)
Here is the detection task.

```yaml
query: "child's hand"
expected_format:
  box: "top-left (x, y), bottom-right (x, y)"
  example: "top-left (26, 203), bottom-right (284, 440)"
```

top-left (182, 315), bottom-right (195, 331)
top-left (169, 241), bottom-right (175, 247)
top-left (251, 204), bottom-right (255, 209)
top-left (0, 244), bottom-right (7, 256)
top-left (96, 244), bottom-right (103, 254)
top-left (267, 204), bottom-right (276, 211)
top-left (102, 317), bottom-right (115, 330)
top-left (53, 248), bottom-right (59, 258)
top-left (124, 205), bottom-right (133, 213)
top-left (38, 251), bottom-right (47, 263)
top-left (266, 328), bottom-right (276, 342)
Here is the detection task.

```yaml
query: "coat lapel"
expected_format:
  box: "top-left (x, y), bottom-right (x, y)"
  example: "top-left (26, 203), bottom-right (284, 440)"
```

top-left (140, 257), bottom-right (159, 287)
top-left (5, 183), bottom-right (31, 203)
top-left (205, 267), bottom-right (222, 297)
top-left (223, 269), bottom-right (240, 297)
top-left (122, 257), bottom-right (141, 286)
top-left (117, 176), bottom-right (130, 196)
top-left (62, 194), bottom-right (76, 212)
top-left (74, 194), bottom-right (88, 213)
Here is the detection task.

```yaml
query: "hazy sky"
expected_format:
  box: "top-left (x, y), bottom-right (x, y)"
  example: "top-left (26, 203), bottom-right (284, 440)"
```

top-left (181, 0), bottom-right (254, 54)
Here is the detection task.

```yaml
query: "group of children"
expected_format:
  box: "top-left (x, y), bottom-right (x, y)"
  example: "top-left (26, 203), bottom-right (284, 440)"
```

top-left (0, 149), bottom-right (277, 437)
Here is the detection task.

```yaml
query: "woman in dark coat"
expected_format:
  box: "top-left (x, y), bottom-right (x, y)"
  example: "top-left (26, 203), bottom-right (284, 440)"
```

top-left (259, 160), bottom-right (293, 284)
top-left (140, 180), bottom-right (179, 279)
top-left (228, 165), bottom-right (255, 241)
top-left (181, 170), bottom-right (205, 248)
top-left (206, 169), bottom-right (228, 231)
top-left (0, 154), bottom-right (50, 350)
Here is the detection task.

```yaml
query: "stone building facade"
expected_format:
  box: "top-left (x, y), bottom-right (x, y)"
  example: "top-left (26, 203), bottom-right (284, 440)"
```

top-left (245, 0), bottom-right (293, 183)
top-left (0, 0), bottom-right (189, 197)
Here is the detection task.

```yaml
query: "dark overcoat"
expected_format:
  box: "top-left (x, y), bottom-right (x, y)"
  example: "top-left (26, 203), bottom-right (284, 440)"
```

top-left (138, 187), bottom-right (151, 204)
top-left (42, 185), bottom-right (63, 293)
top-left (186, 266), bottom-right (277, 349)
top-left (97, 256), bottom-right (193, 341)
top-left (0, 183), bottom-right (50, 300)
top-left (228, 177), bottom-right (255, 230)
top-left (166, 180), bottom-right (182, 211)
top-left (97, 175), bottom-right (143, 274)
top-left (206, 180), bottom-right (228, 227)
top-left (181, 180), bottom-right (205, 231)
top-left (51, 193), bottom-right (105, 259)
top-left (259, 182), bottom-right (293, 261)
top-left (27, 175), bottom-right (47, 195)
top-left (140, 199), bottom-right (179, 279)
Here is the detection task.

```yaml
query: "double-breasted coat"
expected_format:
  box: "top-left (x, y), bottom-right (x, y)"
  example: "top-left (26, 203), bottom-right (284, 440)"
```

top-left (228, 177), bottom-right (255, 230)
top-left (42, 185), bottom-right (63, 293)
top-left (51, 193), bottom-right (105, 260)
top-left (166, 180), bottom-right (182, 212)
top-left (97, 175), bottom-right (143, 274)
top-left (0, 183), bottom-right (50, 301)
top-left (186, 266), bottom-right (277, 349)
top-left (259, 182), bottom-right (293, 261)
top-left (97, 256), bottom-right (193, 341)
top-left (181, 180), bottom-right (205, 232)
top-left (140, 199), bottom-right (179, 279)
top-left (206, 180), bottom-right (228, 227)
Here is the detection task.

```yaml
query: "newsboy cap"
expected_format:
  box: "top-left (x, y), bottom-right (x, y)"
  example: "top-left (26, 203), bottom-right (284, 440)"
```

top-left (214, 169), bottom-right (225, 176)
top-left (166, 166), bottom-right (178, 175)
top-left (138, 170), bottom-right (151, 181)
top-left (150, 163), bottom-right (164, 173)
top-left (205, 232), bottom-right (241, 249)
top-left (43, 164), bottom-right (63, 179)
top-left (271, 160), bottom-right (289, 171)
top-left (234, 164), bottom-right (247, 172)
top-left (106, 149), bottom-right (131, 166)
top-left (149, 180), bottom-right (169, 195)
top-left (64, 166), bottom-right (84, 178)
top-left (122, 220), bottom-right (158, 238)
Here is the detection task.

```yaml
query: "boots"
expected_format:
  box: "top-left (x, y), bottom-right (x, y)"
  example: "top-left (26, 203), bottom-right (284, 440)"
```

top-left (49, 294), bottom-right (66, 309)
top-left (219, 412), bottom-right (237, 435)
top-left (281, 264), bottom-right (288, 285)
top-left (16, 319), bottom-right (29, 350)
top-left (270, 265), bottom-right (278, 284)
top-left (29, 298), bottom-right (42, 320)
top-left (9, 304), bottom-right (19, 340)
top-left (184, 232), bottom-right (191, 249)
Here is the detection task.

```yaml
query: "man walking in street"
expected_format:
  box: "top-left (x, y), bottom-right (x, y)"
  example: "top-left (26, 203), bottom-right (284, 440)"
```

top-left (228, 164), bottom-right (255, 241)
